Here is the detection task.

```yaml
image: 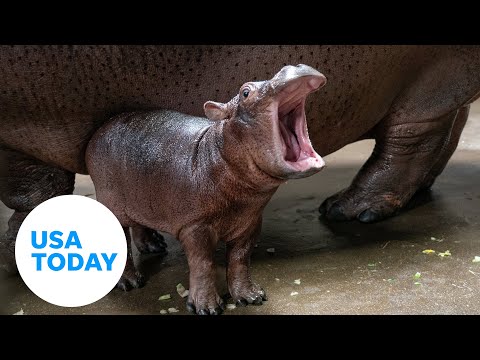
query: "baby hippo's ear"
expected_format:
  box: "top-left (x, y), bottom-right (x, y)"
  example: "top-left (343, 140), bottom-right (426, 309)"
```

top-left (204, 101), bottom-right (230, 120)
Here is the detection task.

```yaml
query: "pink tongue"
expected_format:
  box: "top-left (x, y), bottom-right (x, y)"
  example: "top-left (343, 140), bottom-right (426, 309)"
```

top-left (279, 119), bottom-right (300, 162)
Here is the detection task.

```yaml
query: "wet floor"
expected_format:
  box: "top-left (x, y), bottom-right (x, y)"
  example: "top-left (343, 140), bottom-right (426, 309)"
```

top-left (1, 103), bottom-right (480, 315)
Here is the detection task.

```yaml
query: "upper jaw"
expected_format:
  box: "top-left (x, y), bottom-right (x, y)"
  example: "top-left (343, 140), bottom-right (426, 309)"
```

top-left (271, 64), bottom-right (327, 93)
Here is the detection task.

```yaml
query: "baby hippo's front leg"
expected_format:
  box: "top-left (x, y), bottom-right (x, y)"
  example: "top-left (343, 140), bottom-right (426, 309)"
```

top-left (180, 225), bottom-right (225, 315)
top-left (227, 220), bottom-right (267, 307)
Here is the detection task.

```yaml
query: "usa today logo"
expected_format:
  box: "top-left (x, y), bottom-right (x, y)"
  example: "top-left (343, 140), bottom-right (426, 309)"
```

top-left (15, 195), bottom-right (127, 307)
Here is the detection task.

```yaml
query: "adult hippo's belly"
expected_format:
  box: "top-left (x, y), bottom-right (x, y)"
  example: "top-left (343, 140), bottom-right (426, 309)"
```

top-left (2, 45), bottom-right (478, 171)
top-left (1, 46), bottom-right (480, 271)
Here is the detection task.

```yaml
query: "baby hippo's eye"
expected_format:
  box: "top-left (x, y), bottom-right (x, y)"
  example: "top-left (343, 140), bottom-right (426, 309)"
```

top-left (242, 88), bottom-right (250, 98)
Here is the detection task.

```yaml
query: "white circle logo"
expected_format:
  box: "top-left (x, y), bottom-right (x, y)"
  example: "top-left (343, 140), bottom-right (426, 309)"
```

top-left (15, 195), bottom-right (127, 307)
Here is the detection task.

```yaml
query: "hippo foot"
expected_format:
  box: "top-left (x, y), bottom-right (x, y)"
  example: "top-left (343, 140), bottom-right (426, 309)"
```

top-left (319, 187), bottom-right (401, 223)
top-left (0, 241), bottom-right (18, 275)
top-left (186, 292), bottom-right (225, 315)
top-left (137, 231), bottom-right (167, 255)
top-left (116, 270), bottom-right (145, 291)
top-left (231, 283), bottom-right (267, 307)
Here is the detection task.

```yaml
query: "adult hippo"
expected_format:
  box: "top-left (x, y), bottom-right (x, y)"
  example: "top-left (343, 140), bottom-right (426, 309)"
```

top-left (1, 45), bottom-right (480, 280)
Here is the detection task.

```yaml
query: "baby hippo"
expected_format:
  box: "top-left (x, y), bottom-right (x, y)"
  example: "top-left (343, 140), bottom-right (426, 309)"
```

top-left (86, 64), bottom-right (327, 315)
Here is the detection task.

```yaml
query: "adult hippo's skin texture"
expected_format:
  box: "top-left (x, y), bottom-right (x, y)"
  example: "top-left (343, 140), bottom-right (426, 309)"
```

top-left (1, 45), bottom-right (480, 274)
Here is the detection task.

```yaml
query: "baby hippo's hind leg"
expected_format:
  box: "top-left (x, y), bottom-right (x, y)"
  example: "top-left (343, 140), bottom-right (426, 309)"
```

top-left (131, 226), bottom-right (167, 255)
top-left (92, 192), bottom-right (146, 291)
top-left (116, 227), bottom-right (146, 291)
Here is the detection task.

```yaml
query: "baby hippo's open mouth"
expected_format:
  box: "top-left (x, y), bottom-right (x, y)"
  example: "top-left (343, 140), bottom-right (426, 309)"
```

top-left (278, 98), bottom-right (311, 162)
top-left (274, 72), bottom-right (326, 175)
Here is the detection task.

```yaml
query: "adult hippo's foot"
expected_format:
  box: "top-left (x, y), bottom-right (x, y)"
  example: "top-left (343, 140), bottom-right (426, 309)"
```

top-left (320, 105), bottom-right (469, 223)
top-left (319, 186), bottom-right (406, 223)
top-left (131, 226), bottom-right (167, 255)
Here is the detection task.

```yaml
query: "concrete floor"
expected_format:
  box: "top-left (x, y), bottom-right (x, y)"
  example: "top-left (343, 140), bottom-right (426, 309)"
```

top-left (2, 103), bottom-right (480, 315)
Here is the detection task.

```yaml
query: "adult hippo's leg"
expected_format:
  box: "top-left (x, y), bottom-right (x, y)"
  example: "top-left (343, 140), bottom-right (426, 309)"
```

top-left (319, 108), bottom-right (462, 223)
top-left (319, 50), bottom-right (480, 224)
top-left (0, 148), bottom-right (75, 273)
top-left (419, 105), bottom-right (469, 191)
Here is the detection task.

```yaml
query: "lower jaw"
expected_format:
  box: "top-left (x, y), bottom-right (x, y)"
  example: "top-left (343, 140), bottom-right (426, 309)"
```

top-left (277, 107), bottom-right (325, 178)
top-left (283, 156), bottom-right (325, 178)
top-left (281, 136), bottom-right (326, 176)
top-left (285, 167), bottom-right (323, 179)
